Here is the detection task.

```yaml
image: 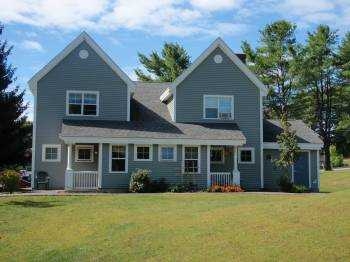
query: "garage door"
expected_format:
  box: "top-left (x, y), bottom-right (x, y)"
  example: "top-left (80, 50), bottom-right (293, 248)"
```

top-left (293, 152), bottom-right (309, 188)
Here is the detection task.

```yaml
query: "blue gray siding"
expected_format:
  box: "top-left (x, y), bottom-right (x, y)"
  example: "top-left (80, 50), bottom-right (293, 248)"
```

top-left (101, 144), bottom-right (208, 190)
top-left (35, 41), bottom-right (128, 188)
top-left (175, 48), bottom-right (262, 189)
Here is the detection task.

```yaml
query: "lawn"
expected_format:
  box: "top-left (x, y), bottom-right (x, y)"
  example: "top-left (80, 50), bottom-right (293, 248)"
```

top-left (0, 171), bottom-right (349, 261)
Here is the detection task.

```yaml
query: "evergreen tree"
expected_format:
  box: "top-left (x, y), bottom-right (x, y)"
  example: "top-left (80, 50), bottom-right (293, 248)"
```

top-left (134, 42), bottom-right (190, 82)
top-left (241, 20), bottom-right (300, 118)
top-left (0, 23), bottom-right (29, 167)
top-left (297, 25), bottom-right (342, 170)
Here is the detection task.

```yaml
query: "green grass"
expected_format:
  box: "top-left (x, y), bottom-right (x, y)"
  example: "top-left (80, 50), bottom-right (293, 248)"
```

top-left (0, 171), bottom-right (349, 261)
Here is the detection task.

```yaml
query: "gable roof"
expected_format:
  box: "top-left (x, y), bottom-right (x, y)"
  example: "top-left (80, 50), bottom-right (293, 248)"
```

top-left (171, 37), bottom-right (268, 95)
top-left (28, 32), bottom-right (135, 95)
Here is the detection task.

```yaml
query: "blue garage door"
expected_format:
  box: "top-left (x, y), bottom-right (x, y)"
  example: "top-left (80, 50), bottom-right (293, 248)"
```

top-left (294, 152), bottom-right (309, 187)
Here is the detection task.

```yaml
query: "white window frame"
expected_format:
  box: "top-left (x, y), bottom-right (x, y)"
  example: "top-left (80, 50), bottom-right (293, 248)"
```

top-left (75, 145), bottom-right (94, 162)
top-left (210, 146), bottom-right (225, 164)
top-left (66, 90), bottom-right (99, 116)
top-left (238, 147), bottom-right (255, 164)
top-left (182, 146), bottom-right (201, 174)
top-left (158, 145), bottom-right (177, 162)
top-left (42, 144), bottom-right (61, 162)
top-left (134, 144), bottom-right (153, 161)
top-left (203, 95), bottom-right (234, 120)
top-left (109, 144), bottom-right (128, 173)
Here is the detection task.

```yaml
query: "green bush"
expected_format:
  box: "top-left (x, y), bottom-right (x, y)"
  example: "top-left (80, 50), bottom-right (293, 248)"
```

top-left (168, 183), bottom-right (199, 193)
top-left (129, 169), bottom-right (151, 193)
top-left (278, 173), bottom-right (293, 192)
top-left (330, 145), bottom-right (344, 168)
top-left (291, 184), bottom-right (309, 193)
top-left (149, 178), bottom-right (169, 192)
top-left (0, 170), bottom-right (20, 193)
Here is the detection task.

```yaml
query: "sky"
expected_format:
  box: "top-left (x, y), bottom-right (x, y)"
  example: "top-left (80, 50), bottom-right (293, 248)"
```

top-left (1, 0), bottom-right (350, 121)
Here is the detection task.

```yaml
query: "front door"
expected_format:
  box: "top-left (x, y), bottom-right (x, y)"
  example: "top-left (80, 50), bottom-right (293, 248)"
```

top-left (294, 152), bottom-right (309, 188)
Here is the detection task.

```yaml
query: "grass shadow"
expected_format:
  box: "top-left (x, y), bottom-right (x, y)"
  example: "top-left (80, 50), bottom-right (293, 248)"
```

top-left (4, 200), bottom-right (62, 208)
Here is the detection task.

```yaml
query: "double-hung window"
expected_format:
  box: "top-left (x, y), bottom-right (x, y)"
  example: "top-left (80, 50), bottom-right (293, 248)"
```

top-left (210, 147), bottom-right (224, 163)
top-left (204, 95), bottom-right (233, 120)
top-left (67, 91), bottom-right (99, 116)
top-left (159, 145), bottom-right (176, 161)
top-left (238, 147), bottom-right (255, 164)
top-left (183, 146), bottom-right (200, 174)
top-left (42, 144), bottom-right (61, 162)
top-left (134, 145), bottom-right (153, 161)
top-left (110, 145), bottom-right (127, 172)
top-left (75, 145), bottom-right (94, 162)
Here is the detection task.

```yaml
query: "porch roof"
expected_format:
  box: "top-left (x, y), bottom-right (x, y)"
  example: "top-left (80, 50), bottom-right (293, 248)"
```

top-left (60, 119), bottom-right (246, 145)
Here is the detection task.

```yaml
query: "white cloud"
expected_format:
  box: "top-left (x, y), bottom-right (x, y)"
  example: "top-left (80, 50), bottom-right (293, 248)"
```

top-left (190, 0), bottom-right (243, 12)
top-left (21, 40), bottom-right (44, 52)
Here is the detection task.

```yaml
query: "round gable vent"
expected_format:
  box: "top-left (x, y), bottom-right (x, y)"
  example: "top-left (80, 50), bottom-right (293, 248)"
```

top-left (214, 54), bottom-right (223, 64)
top-left (79, 49), bottom-right (89, 59)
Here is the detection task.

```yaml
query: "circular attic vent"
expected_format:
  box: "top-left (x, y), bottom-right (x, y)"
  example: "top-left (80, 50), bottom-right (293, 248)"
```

top-left (79, 49), bottom-right (89, 59)
top-left (214, 54), bottom-right (223, 64)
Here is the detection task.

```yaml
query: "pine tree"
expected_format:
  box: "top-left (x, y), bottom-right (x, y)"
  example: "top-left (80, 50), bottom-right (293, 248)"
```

top-left (0, 23), bottom-right (29, 167)
top-left (134, 42), bottom-right (190, 82)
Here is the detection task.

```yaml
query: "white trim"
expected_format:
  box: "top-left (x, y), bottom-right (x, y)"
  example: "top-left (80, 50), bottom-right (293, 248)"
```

top-left (263, 142), bottom-right (323, 150)
top-left (134, 144), bottom-right (153, 161)
top-left (207, 145), bottom-right (211, 187)
top-left (238, 147), bottom-right (255, 164)
top-left (75, 145), bottom-right (94, 162)
top-left (59, 135), bottom-right (246, 146)
top-left (127, 86), bottom-right (131, 121)
top-left (173, 85), bottom-right (177, 122)
top-left (172, 37), bottom-right (268, 95)
top-left (317, 150), bottom-right (320, 190)
top-left (210, 146), bottom-right (225, 164)
top-left (260, 93), bottom-right (264, 188)
top-left (308, 150), bottom-right (311, 189)
top-left (42, 144), bottom-right (61, 162)
top-left (66, 90), bottom-right (99, 117)
top-left (31, 94), bottom-right (37, 188)
top-left (109, 144), bottom-right (128, 174)
top-left (203, 95), bottom-right (234, 120)
top-left (160, 88), bottom-right (172, 102)
top-left (98, 143), bottom-right (102, 188)
top-left (158, 145), bottom-right (177, 162)
top-left (182, 145), bottom-right (201, 174)
top-left (28, 32), bottom-right (135, 96)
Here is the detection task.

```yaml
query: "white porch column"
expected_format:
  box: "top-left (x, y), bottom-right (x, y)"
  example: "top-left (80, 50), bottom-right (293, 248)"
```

top-left (98, 143), bottom-right (103, 189)
top-left (66, 144), bottom-right (73, 170)
top-left (232, 146), bottom-right (240, 185)
top-left (207, 145), bottom-right (211, 187)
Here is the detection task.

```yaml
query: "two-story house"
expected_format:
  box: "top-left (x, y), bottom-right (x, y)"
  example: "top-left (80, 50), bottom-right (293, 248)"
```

top-left (29, 32), bottom-right (323, 191)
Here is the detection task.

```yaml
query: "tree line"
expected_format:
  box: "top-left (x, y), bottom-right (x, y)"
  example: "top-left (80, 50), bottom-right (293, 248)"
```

top-left (135, 20), bottom-right (350, 171)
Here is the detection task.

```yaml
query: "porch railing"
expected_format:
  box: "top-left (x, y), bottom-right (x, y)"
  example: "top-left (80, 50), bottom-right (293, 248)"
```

top-left (210, 172), bottom-right (232, 186)
top-left (65, 170), bottom-right (99, 190)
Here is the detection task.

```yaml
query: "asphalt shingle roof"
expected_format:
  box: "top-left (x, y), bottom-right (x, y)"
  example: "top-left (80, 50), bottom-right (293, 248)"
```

top-left (263, 119), bottom-right (323, 144)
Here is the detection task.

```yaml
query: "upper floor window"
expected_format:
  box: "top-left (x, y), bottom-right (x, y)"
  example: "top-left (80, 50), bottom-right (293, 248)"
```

top-left (67, 91), bottom-right (99, 116)
top-left (203, 95), bottom-right (233, 120)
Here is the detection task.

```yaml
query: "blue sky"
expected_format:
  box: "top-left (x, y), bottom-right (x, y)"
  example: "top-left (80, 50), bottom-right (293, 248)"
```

top-left (1, 0), bottom-right (349, 121)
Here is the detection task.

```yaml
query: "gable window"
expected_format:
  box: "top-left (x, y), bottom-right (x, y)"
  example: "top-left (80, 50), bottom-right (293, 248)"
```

top-left (67, 91), bottom-right (99, 116)
top-left (75, 145), bottom-right (94, 162)
top-left (110, 145), bottom-right (127, 173)
top-left (183, 146), bottom-right (200, 174)
top-left (134, 145), bottom-right (153, 161)
top-left (210, 147), bottom-right (224, 163)
top-left (42, 144), bottom-right (61, 162)
top-left (159, 145), bottom-right (176, 161)
top-left (238, 147), bottom-right (255, 164)
top-left (204, 95), bottom-right (233, 120)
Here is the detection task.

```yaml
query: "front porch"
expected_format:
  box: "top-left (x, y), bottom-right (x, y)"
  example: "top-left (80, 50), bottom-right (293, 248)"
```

top-left (63, 143), bottom-right (242, 191)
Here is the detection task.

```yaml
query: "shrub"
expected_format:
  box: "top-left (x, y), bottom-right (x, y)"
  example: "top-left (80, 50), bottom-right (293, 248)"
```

top-left (168, 183), bottom-right (199, 193)
top-left (330, 145), bottom-right (344, 168)
top-left (291, 184), bottom-right (309, 193)
top-left (207, 184), bottom-right (244, 193)
top-left (129, 169), bottom-right (151, 193)
top-left (149, 178), bottom-right (169, 192)
top-left (278, 173), bottom-right (293, 192)
top-left (0, 170), bottom-right (20, 193)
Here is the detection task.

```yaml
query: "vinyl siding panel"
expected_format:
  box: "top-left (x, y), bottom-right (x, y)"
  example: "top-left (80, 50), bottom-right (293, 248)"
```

top-left (35, 41), bottom-right (128, 188)
top-left (176, 48), bottom-right (262, 189)
top-left (310, 150), bottom-right (319, 191)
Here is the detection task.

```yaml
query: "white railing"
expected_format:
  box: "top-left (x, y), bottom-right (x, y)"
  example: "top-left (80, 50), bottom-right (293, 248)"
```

top-left (210, 172), bottom-right (232, 186)
top-left (65, 170), bottom-right (99, 190)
